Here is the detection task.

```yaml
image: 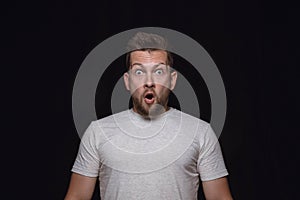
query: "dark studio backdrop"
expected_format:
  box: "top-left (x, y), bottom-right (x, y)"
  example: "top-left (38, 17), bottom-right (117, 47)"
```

top-left (2, 0), bottom-right (299, 199)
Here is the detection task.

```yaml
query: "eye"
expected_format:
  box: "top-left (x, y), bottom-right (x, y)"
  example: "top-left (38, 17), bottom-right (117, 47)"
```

top-left (135, 69), bottom-right (144, 75)
top-left (155, 69), bottom-right (163, 75)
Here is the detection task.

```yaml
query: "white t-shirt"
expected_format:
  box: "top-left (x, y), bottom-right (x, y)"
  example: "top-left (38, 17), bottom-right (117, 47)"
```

top-left (72, 108), bottom-right (228, 200)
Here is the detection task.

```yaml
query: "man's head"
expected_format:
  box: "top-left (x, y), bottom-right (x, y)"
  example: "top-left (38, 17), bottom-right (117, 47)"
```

top-left (123, 32), bottom-right (177, 118)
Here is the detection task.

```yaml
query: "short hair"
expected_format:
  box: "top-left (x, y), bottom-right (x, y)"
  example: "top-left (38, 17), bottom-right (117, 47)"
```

top-left (126, 32), bottom-right (173, 70)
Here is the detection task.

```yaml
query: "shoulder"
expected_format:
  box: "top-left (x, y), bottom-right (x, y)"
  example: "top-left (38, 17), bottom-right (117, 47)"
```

top-left (92, 110), bottom-right (130, 127)
top-left (82, 110), bottom-right (130, 145)
top-left (88, 110), bottom-right (130, 137)
top-left (170, 108), bottom-right (210, 134)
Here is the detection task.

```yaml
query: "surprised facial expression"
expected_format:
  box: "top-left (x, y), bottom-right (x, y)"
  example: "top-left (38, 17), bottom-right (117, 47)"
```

top-left (124, 50), bottom-right (177, 118)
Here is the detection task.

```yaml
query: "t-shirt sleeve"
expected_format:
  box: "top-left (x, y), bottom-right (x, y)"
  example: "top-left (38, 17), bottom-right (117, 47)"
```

top-left (71, 122), bottom-right (100, 177)
top-left (197, 124), bottom-right (229, 181)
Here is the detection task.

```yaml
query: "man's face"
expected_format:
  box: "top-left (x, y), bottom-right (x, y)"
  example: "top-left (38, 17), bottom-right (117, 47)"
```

top-left (124, 50), bottom-right (177, 118)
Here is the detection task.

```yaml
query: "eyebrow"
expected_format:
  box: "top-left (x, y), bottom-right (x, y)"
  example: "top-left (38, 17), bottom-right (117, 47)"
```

top-left (131, 62), bottom-right (166, 68)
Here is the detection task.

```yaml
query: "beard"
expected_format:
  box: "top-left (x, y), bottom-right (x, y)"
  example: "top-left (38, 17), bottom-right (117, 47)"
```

top-left (132, 89), bottom-right (170, 119)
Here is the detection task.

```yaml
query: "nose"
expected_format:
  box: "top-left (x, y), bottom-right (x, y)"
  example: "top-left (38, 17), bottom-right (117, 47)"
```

top-left (144, 74), bottom-right (155, 88)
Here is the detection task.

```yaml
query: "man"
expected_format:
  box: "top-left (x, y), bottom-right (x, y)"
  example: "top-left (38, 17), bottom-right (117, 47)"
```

top-left (65, 32), bottom-right (233, 200)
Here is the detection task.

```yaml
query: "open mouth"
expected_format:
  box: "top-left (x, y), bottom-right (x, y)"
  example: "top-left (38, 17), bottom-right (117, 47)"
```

top-left (144, 92), bottom-right (155, 104)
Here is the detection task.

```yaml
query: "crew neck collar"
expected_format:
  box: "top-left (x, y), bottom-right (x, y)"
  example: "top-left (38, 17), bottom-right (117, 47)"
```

top-left (129, 107), bottom-right (174, 121)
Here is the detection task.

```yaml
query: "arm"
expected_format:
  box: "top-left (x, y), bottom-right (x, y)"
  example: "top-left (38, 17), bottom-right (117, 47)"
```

top-left (202, 177), bottom-right (233, 200)
top-left (64, 173), bottom-right (97, 200)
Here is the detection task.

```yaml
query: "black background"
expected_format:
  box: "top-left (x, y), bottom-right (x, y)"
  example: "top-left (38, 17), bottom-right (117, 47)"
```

top-left (2, 0), bottom-right (299, 199)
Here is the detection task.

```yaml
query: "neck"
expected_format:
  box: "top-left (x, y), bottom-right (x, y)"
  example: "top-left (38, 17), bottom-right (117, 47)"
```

top-left (133, 105), bottom-right (170, 119)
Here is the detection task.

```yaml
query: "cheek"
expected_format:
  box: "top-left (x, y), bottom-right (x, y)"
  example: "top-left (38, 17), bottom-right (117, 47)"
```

top-left (131, 86), bottom-right (144, 96)
top-left (156, 77), bottom-right (172, 89)
top-left (156, 76), bottom-right (172, 88)
top-left (129, 79), bottom-right (144, 92)
top-left (155, 85), bottom-right (170, 96)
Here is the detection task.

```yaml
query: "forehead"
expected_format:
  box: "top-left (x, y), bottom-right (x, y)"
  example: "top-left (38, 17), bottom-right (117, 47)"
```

top-left (130, 50), bottom-right (168, 64)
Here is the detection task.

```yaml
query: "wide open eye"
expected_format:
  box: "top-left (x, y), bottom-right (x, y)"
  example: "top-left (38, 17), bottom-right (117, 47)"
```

top-left (155, 69), bottom-right (163, 75)
top-left (135, 69), bottom-right (144, 75)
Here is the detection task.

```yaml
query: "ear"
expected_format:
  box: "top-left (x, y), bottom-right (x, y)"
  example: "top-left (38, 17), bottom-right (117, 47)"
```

top-left (170, 71), bottom-right (177, 90)
top-left (123, 72), bottom-right (130, 91)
